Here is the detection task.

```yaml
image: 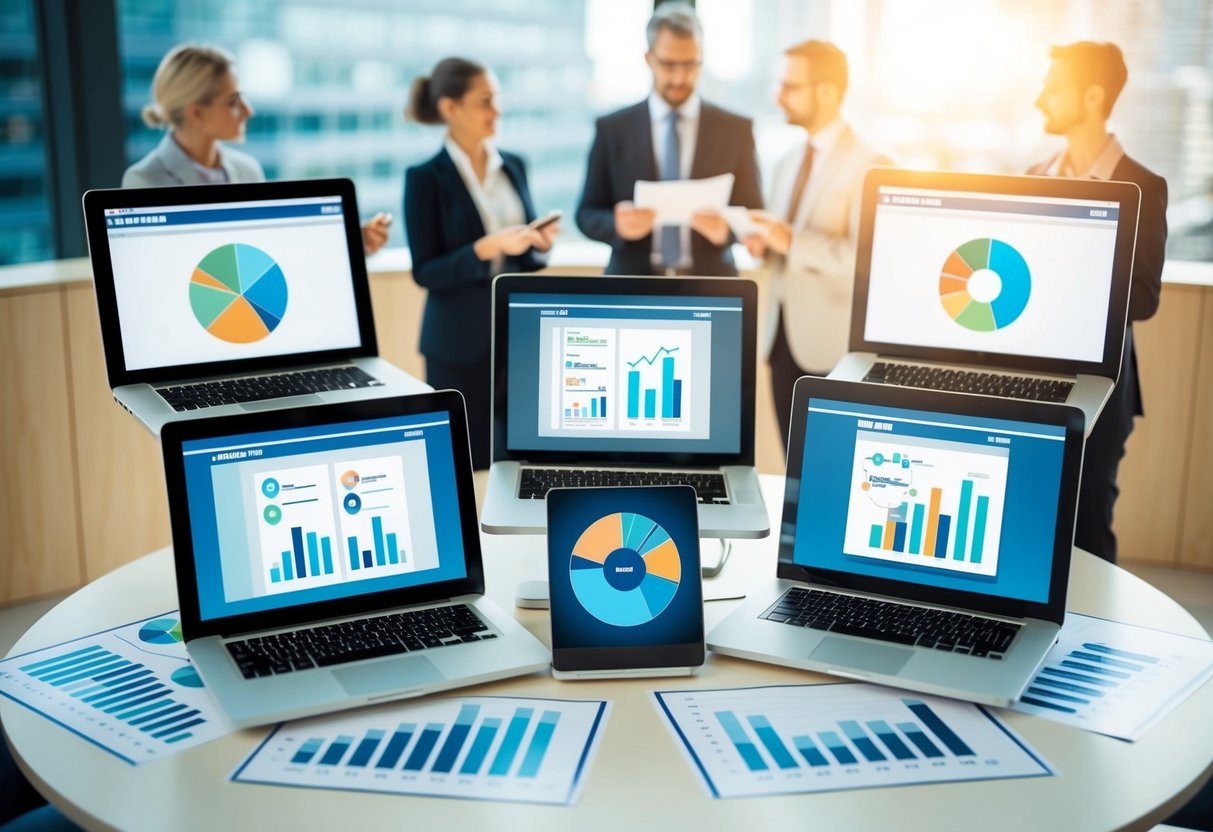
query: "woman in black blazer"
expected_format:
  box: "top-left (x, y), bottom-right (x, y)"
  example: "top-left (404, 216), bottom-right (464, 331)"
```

top-left (404, 57), bottom-right (558, 469)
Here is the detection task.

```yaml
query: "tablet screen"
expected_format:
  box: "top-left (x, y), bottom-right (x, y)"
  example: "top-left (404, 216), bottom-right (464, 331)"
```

top-left (546, 486), bottom-right (704, 671)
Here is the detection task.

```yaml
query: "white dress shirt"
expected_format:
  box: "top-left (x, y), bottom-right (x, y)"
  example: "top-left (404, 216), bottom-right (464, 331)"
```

top-left (443, 135), bottom-right (526, 272)
top-left (647, 91), bottom-right (701, 268)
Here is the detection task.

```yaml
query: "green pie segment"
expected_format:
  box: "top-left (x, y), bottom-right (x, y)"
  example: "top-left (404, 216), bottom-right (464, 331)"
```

top-left (189, 243), bottom-right (288, 343)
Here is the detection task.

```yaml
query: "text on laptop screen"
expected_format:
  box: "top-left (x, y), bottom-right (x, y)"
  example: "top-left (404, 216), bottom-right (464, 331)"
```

top-left (506, 293), bottom-right (743, 453)
top-left (863, 186), bottom-right (1121, 363)
top-left (791, 398), bottom-right (1067, 604)
top-left (179, 410), bottom-right (468, 622)
top-left (103, 195), bottom-right (363, 372)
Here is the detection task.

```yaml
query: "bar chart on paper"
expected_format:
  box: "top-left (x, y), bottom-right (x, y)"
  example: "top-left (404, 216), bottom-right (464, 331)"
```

top-left (842, 431), bottom-right (1009, 578)
top-left (1009, 613), bottom-right (1213, 740)
top-left (652, 684), bottom-right (1050, 798)
top-left (0, 612), bottom-right (234, 764)
top-left (232, 696), bottom-right (610, 805)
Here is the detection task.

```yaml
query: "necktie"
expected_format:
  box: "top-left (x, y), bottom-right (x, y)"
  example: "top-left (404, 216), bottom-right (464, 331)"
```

top-left (660, 110), bottom-right (681, 270)
top-left (785, 141), bottom-right (816, 224)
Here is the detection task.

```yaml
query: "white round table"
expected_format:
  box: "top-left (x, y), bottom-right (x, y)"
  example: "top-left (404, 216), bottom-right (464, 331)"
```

top-left (5, 476), bottom-right (1211, 831)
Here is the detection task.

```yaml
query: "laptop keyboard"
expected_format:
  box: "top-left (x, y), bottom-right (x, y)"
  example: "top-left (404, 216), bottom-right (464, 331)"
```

top-left (225, 603), bottom-right (493, 679)
top-left (863, 362), bottom-right (1073, 403)
top-left (158, 366), bottom-right (383, 411)
top-left (760, 587), bottom-right (1020, 659)
top-left (518, 468), bottom-right (729, 504)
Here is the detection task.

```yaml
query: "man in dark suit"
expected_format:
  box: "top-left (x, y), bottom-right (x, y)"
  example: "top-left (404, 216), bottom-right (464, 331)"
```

top-left (1029, 41), bottom-right (1168, 563)
top-left (575, 1), bottom-right (762, 276)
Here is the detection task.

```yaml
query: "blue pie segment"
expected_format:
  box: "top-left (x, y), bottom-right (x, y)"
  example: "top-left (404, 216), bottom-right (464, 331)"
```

top-left (569, 511), bottom-right (681, 627)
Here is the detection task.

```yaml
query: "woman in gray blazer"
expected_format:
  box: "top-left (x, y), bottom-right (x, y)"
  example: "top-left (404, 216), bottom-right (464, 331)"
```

top-left (124, 44), bottom-right (390, 253)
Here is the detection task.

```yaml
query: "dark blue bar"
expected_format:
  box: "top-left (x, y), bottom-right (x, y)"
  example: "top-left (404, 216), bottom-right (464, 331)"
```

top-left (459, 719), bottom-right (501, 775)
top-left (82, 676), bottom-right (158, 704)
top-left (88, 682), bottom-right (164, 708)
top-left (1033, 676), bottom-right (1104, 697)
top-left (1070, 651), bottom-right (1145, 671)
top-left (896, 723), bottom-right (944, 758)
top-left (1059, 659), bottom-right (1131, 679)
top-left (85, 660), bottom-right (136, 683)
top-left (348, 730), bottom-right (385, 767)
top-left (363, 549), bottom-right (373, 568)
top-left (403, 724), bottom-right (444, 771)
top-left (748, 715), bottom-right (798, 769)
top-left (1022, 694), bottom-right (1078, 713)
top-left (109, 202), bottom-right (342, 228)
top-left (716, 711), bottom-right (768, 771)
top-left (840, 720), bottom-right (886, 762)
top-left (432, 705), bottom-right (480, 773)
top-left (1026, 685), bottom-right (1088, 704)
top-left (153, 717), bottom-right (206, 740)
top-left (142, 708), bottom-right (199, 734)
top-left (792, 735), bottom-right (830, 767)
top-left (1081, 643), bottom-right (1158, 664)
top-left (892, 521), bottom-right (907, 552)
top-left (102, 688), bottom-right (170, 714)
top-left (375, 725), bottom-right (415, 769)
top-left (818, 730), bottom-right (857, 765)
top-left (867, 721), bottom-right (916, 760)
top-left (672, 379), bottom-right (682, 418)
top-left (933, 515), bottom-right (952, 558)
top-left (291, 526), bottom-right (306, 579)
top-left (903, 699), bottom-right (974, 756)
top-left (128, 702), bottom-right (185, 727)
top-left (318, 736), bottom-right (354, 766)
top-left (292, 738), bottom-right (324, 764)
top-left (1041, 667), bottom-right (1117, 687)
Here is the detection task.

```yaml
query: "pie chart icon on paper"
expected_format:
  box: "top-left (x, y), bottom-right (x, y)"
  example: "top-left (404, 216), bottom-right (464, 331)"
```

top-left (189, 243), bottom-right (288, 343)
top-left (569, 512), bottom-right (682, 627)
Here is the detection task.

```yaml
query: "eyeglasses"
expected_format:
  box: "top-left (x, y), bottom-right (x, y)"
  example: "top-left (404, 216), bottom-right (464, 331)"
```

top-left (651, 57), bottom-right (703, 73)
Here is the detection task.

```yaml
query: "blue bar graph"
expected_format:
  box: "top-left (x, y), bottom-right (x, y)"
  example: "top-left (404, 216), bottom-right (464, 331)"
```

top-left (818, 730), bottom-right (858, 764)
top-left (292, 738), bottom-right (324, 764)
top-left (459, 718), bottom-right (501, 775)
top-left (791, 735), bottom-right (830, 767)
top-left (716, 710), bottom-right (768, 771)
top-left (867, 720), bottom-right (915, 760)
top-left (489, 708), bottom-right (533, 776)
top-left (403, 723), bottom-right (443, 771)
top-left (747, 715), bottom-right (797, 769)
top-left (375, 724), bottom-right (415, 769)
top-left (432, 704), bottom-right (480, 773)
top-left (840, 720), bottom-right (886, 762)
top-left (903, 699), bottom-right (973, 756)
top-left (348, 730), bottom-right (385, 767)
top-left (319, 735), bottom-right (354, 765)
top-left (896, 722), bottom-right (943, 758)
top-left (518, 710), bottom-right (560, 777)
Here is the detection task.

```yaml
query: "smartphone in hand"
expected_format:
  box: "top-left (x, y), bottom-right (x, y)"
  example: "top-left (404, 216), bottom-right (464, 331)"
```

top-left (527, 210), bottom-right (562, 232)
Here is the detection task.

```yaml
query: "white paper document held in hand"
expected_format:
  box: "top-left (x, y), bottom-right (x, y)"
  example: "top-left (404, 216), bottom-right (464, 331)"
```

top-left (634, 173), bottom-right (735, 225)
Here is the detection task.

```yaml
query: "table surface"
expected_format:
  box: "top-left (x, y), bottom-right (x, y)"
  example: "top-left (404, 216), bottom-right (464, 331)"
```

top-left (4, 476), bottom-right (1212, 832)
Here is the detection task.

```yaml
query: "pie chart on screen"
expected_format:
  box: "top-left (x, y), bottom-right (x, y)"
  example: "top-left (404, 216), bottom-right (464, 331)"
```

top-left (569, 511), bottom-right (682, 627)
top-left (938, 238), bottom-right (1031, 332)
top-left (189, 243), bottom-right (288, 343)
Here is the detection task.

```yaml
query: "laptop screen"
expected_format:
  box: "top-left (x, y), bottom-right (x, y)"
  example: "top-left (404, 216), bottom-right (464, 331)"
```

top-left (789, 396), bottom-right (1068, 605)
top-left (503, 291), bottom-right (745, 455)
top-left (101, 194), bottom-right (364, 373)
top-left (176, 409), bottom-right (468, 623)
top-left (861, 184), bottom-right (1122, 364)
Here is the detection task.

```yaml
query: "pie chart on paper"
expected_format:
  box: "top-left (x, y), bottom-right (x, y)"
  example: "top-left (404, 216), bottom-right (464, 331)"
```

top-left (189, 243), bottom-right (288, 343)
top-left (569, 512), bottom-right (682, 627)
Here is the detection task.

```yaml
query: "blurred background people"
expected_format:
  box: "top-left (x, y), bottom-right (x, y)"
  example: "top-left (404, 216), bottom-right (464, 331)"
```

top-left (403, 57), bottom-right (557, 469)
top-left (576, 1), bottom-right (761, 276)
top-left (747, 40), bottom-right (890, 449)
top-left (124, 43), bottom-right (390, 254)
top-left (1028, 41), bottom-right (1168, 563)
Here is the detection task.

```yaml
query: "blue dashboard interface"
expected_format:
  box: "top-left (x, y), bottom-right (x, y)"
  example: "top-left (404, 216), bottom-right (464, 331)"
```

top-left (179, 411), bottom-right (468, 622)
top-left (505, 293), bottom-right (744, 454)
top-left (548, 487), bottom-right (702, 649)
top-left (790, 398), bottom-right (1069, 604)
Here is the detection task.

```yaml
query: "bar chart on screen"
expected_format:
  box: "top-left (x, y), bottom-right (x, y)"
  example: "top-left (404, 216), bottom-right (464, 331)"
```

top-left (0, 612), bottom-right (234, 764)
top-left (1008, 613), bottom-right (1213, 741)
top-left (652, 684), bottom-right (1050, 798)
top-left (232, 696), bottom-right (611, 805)
top-left (255, 466), bottom-right (343, 593)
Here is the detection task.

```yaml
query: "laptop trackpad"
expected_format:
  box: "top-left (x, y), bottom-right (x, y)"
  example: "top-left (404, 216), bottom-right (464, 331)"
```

top-left (241, 394), bottom-right (323, 411)
top-left (333, 656), bottom-right (444, 695)
top-left (811, 637), bottom-right (913, 675)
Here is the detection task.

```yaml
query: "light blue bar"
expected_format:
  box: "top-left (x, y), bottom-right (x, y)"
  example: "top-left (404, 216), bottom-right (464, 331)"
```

top-left (282, 549), bottom-right (294, 581)
top-left (489, 708), bottom-right (534, 776)
top-left (627, 370), bottom-right (640, 418)
top-left (791, 734), bottom-right (830, 767)
top-left (387, 533), bottom-right (398, 565)
top-left (20, 645), bottom-right (106, 674)
top-left (348, 536), bottom-right (359, 570)
top-left (270, 566), bottom-right (281, 583)
top-left (321, 537), bottom-right (333, 574)
top-left (910, 503), bottom-right (925, 554)
top-left (971, 495), bottom-right (989, 563)
top-left (591, 397), bottom-right (597, 418)
top-left (662, 356), bottom-right (674, 418)
top-left (459, 718), bottom-right (501, 775)
top-left (818, 730), bottom-right (857, 765)
top-left (373, 515), bottom-right (386, 566)
top-left (644, 388), bottom-right (656, 419)
top-left (37, 653), bottom-right (120, 684)
top-left (518, 710), bottom-right (560, 777)
top-left (1081, 643), bottom-right (1158, 664)
top-left (114, 698), bottom-right (177, 721)
top-left (840, 720), bottom-right (886, 762)
top-left (747, 715), bottom-right (798, 769)
top-left (716, 710), bottom-right (768, 771)
top-left (954, 480), bottom-right (973, 560)
top-left (75, 668), bottom-right (152, 698)
top-left (55, 659), bottom-right (130, 688)
top-left (307, 531), bottom-right (321, 577)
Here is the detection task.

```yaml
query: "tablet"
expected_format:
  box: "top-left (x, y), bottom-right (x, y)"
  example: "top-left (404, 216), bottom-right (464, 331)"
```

top-left (546, 486), bottom-right (705, 679)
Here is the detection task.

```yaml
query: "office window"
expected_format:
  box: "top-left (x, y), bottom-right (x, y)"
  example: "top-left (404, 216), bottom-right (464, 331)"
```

top-left (0, 0), bottom-right (52, 265)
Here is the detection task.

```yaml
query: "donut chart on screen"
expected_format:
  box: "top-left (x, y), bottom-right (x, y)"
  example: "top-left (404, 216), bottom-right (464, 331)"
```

top-left (569, 512), bottom-right (682, 627)
top-left (938, 238), bottom-right (1031, 332)
top-left (189, 243), bottom-right (288, 343)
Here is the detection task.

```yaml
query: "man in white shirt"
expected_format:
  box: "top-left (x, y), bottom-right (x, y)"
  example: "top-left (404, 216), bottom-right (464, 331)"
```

top-left (747, 40), bottom-right (891, 448)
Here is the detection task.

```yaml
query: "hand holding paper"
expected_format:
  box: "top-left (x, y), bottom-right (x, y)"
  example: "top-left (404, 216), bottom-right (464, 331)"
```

top-left (634, 173), bottom-right (735, 226)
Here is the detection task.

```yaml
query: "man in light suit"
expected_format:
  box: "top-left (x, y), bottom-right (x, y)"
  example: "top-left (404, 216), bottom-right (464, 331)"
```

top-left (575, 1), bottom-right (762, 276)
top-left (747, 40), bottom-right (891, 448)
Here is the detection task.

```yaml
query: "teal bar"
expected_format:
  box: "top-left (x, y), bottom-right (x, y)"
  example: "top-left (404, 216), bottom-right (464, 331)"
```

top-left (348, 536), bottom-right (359, 570)
top-left (459, 718), bottom-right (501, 775)
top-left (954, 480), bottom-right (973, 560)
top-left (644, 389), bottom-right (656, 419)
top-left (971, 495), bottom-right (989, 564)
top-left (662, 356), bottom-right (674, 418)
top-left (489, 708), bottom-right (534, 776)
top-left (868, 524), bottom-right (883, 548)
top-left (307, 531), bottom-right (321, 576)
top-left (518, 710), bottom-right (560, 777)
top-left (747, 715), bottom-right (798, 769)
top-left (321, 537), bottom-right (333, 574)
top-left (910, 503), bottom-right (925, 554)
top-left (270, 566), bottom-right (280, 583)
top-left (20, 645), bottom-right (105, 674)
top-left (373, 515), bottom-right (386, 566)
top-left (386, 533), bottom-right (398, 565)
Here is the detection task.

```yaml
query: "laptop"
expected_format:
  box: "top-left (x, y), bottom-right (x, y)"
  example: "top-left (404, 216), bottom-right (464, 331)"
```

top-left (830, 168), bottom-right (1141, 435)
top-left (83, 178), bottom-right (429, 436)
top-left (707, 376), bottom-right (1084, 707)
top-left (160, 390), bottom-right (550, 728)
top-left (482, 274), bottom-right (769, 538)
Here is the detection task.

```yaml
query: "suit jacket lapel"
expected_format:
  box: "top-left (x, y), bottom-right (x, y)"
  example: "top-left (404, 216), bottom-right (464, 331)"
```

top-left (435, 148), bottom-right (487, 237)
top-left (689, 104), bottom-right (715, 180)
top-left (500, 153), bottom-right (535, 221)
top-left (797, 124), bottom-right (856, 224)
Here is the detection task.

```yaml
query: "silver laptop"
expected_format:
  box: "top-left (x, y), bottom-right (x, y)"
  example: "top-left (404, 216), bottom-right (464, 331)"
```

top-left (830, 168), bottom-right (1141, 435)
top-left (83, 178), bottom-right (428, 436)
top-left (481, 274), bottom-right (769, 539)
top-left (708, 376), bottom-right (1084, 707)
top-left (160, 390), bottom-right (550, 728)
